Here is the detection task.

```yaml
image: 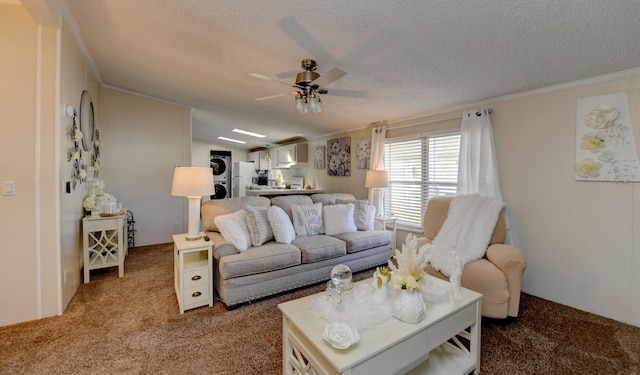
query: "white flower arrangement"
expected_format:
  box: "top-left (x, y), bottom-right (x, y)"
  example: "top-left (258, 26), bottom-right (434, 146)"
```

top-left (83, 193), bottom-right (117, 212)
top-left (387, 234), bottom-right (430, 291)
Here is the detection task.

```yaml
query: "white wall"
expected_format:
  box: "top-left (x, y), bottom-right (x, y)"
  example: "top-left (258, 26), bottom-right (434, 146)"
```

top-left (304, 128), bottom-right (372, 199)
top-left (493, 76), bottom-right (640, 326)
top-left (0, 3), bottom-right (60, 326)
top-left (58, 17), bottom-right (100, 312)
top-left (98, 87), bottom-right (191, 247)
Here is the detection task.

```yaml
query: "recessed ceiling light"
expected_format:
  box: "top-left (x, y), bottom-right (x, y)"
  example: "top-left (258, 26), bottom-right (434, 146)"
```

top-left (218, 136), bottom-right (246, 144)
top-left (232, 128), bottom-right (266, 138)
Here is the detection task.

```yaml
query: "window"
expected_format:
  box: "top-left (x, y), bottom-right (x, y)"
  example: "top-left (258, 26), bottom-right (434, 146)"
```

top-left (383, 131), bottom-right (461, 229)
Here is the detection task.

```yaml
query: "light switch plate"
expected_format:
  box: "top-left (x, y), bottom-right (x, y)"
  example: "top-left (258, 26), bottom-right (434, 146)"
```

top-left (3, 181), bottom-right (16, 196)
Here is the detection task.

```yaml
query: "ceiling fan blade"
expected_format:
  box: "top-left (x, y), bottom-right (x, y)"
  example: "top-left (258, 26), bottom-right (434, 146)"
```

top-left (255, 92), bottom-right (291, 101)
top-left (312, 67), bottom-right (347, 87)
top-left (275, 70), bottom-right (299, 79)
top-left (323, 89), bottom-right (368, 99)
top-left (276, 16), bottom-right (335, 63)
top-left (249, 73), bottom-right (293, 88)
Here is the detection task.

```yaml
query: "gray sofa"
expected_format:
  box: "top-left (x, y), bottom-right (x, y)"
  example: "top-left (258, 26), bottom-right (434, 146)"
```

top-left (201, 193), bottom-right (391, 307)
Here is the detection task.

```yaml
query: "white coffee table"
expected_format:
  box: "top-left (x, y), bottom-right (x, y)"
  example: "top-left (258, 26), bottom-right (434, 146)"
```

top-left (278, 277), bottom-right (482, 375)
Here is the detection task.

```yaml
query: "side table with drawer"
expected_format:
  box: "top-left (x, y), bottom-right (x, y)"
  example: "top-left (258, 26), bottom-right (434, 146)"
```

top-left (173, 233), bottom-right (213, 314)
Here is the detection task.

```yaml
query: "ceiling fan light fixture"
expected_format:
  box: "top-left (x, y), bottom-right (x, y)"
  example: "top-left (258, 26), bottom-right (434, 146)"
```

top-left (308, 93), bottom-right (319, 113)
top-left (294, 89), bottom-right (322, 114)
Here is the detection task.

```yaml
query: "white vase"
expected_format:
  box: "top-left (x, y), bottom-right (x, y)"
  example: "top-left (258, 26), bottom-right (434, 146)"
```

top-left (396, 289), bottom-right (426, 324)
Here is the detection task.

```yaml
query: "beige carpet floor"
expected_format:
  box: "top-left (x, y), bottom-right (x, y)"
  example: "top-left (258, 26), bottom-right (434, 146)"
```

top-left (1, 243), bottom-right (639, 374)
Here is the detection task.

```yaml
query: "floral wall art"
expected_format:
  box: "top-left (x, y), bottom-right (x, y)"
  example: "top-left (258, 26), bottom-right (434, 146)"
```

top-left (327, 136), bottom-right (351, 176)
top-left (66, 110), bottom-right (86, 190)
top-left (314, 146), bottom-right (325, 169)
top-left (356, 140), bottom-right (371, 169)
top-left (575, 92), bottom-right (640, 182)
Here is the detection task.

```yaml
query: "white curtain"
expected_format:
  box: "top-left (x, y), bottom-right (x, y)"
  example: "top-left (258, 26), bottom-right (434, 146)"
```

top-left (370, 125), bottom-right (386, 171)
top-left (457, 108), bottom-right (513, 244)
top-left (457, 108), bottom-right (503, 199)
top-left (369, 125), bottom-right (387, 214)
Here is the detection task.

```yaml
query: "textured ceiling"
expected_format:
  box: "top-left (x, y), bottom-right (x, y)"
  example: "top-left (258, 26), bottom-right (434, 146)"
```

top-left (61, 0), bottom-right (640, 149)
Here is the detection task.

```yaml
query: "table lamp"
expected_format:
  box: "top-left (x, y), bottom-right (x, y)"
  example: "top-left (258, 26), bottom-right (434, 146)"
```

top-left (171, 167), bottom-right (215, 241)
top-left (365, 170), bottom-right (389, 217)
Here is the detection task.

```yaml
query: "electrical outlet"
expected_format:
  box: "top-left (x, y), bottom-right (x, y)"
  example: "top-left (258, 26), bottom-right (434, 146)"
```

top-left (175, 222), bottom-right (180, 230)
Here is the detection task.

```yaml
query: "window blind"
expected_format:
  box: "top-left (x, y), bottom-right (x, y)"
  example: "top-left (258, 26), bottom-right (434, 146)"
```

top-left (384, 132), bottom-right (460, 228)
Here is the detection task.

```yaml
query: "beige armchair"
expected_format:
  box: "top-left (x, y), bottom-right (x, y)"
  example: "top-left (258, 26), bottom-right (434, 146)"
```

top-left (416, 196), bottom-right (526, 318)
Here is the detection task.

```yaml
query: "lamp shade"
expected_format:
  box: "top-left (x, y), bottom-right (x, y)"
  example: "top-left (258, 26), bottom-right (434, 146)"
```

top-left (171, 167), bottom-right (215, 197)
top-left (365, 170), bottom-right (389, 188)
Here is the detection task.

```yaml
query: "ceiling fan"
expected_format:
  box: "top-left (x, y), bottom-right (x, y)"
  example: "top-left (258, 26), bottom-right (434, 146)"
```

top-left (250, 59), bottom-right (366, 113)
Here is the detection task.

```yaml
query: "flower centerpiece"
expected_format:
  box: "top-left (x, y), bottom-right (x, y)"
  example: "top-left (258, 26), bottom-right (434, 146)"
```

top-left (387, 234), bottom-right (431, 323)
top-left (388, 234), bottom-right (430, 291)
top-left (83, 192), bottom-right (117, 215)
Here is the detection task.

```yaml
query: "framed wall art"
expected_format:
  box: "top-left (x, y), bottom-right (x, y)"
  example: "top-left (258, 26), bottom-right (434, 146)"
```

top-left (327, 136), bottom-right (351, 176)
top-left (575, 92), bottom-right (640, 182)
top-left (356, 140), bottom-right (371, 169)
top-left (314, 146), bottom-right (325, 169)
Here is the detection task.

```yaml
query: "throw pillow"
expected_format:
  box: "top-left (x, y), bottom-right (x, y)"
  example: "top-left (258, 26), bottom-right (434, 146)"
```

top-left (323, 204), bottom-right (357, 235)
top-left (267, 206), bottom-right (296, 244)
top-left (336, 199), bottom-right (369, 231)
top-left (365, 204), bottom-right (375, 230)
top-left (244, 205), bottom-right (273, 247)
top-left (214, 210), bottom-right (252, 252)
top-left (291, 203), bottom-right (324, 236)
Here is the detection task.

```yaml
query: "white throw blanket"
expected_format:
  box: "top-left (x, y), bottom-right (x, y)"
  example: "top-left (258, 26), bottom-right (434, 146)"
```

top-left (429, 194), bottom-right (505, 277)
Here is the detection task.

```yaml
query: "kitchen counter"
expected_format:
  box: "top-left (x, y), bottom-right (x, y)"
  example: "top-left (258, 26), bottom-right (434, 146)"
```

top-left (245, 188), bottom-right (324, 197)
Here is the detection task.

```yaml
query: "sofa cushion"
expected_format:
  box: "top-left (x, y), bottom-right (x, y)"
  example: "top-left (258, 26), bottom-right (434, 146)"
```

top-left (267, 206), bottom-right (296, 244)
top-left (323, 204), bottom-right (357, 235)
top-left (292, 235), bottom-right (347, 263)
top-left (336, 199), bottom-right (370, 231)
top-left (244, 205), bottom-right (273, 247)
top-left (332, 230), bottom-right (391, 253)
top-left (271, 195), bottom-right (313, 220)
top-left (311, 193), bottom-right (355, 206)
top-left (291, 203), bottom-right (324, 236)
top-left (202, 197), bottom-right (271, 232)
top-left (217, 242), bottom-right (301, 279)
top-left (214, 210), bottom-right (252, 252)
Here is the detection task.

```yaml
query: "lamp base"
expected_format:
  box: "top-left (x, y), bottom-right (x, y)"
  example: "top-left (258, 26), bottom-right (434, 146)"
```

top-left (185, 235), bottom-right (202, 241)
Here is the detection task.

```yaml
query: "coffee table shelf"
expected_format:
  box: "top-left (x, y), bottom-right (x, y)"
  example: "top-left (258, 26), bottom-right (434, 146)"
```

top-left (278, 277), bottom-right (482, 375)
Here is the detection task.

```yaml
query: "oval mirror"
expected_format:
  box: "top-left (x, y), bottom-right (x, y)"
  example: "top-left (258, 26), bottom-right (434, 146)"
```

top-left (79, 90), bottom-right (95, 152)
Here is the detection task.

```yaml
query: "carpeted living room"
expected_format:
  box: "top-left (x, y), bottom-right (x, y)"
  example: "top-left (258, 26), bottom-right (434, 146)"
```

top-left (3, 1), bottom-right (640, 374)
top-left (1, 244), bottom-right (639, 374)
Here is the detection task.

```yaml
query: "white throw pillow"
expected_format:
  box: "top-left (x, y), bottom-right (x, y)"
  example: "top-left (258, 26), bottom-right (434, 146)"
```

top-left (291, 203), bottom-right (324, 236)
top-left (336, 199), bottom-right (369, 231)
top-left (214, 210), bottom-right (252, 252)
top-left (267, 206), bottom-right (296, 244)
top-left (244, 205), bottom-right (273, 247)
top-left (323, 204), bottom-right (357, 235)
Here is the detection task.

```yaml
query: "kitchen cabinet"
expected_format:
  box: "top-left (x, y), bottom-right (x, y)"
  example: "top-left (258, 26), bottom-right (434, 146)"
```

top-left (275, 143), bottom-right (308, 168)
top-left (248, 151), bottom-right (270, 170)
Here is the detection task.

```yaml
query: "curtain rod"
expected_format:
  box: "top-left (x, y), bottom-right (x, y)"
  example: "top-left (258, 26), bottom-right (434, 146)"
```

top-left (383, 107), bottom-right (493, 130)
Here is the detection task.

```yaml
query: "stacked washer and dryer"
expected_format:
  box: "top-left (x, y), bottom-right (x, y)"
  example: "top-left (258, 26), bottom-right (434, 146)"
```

top-left (209, 150), bottom-right (232, 199)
